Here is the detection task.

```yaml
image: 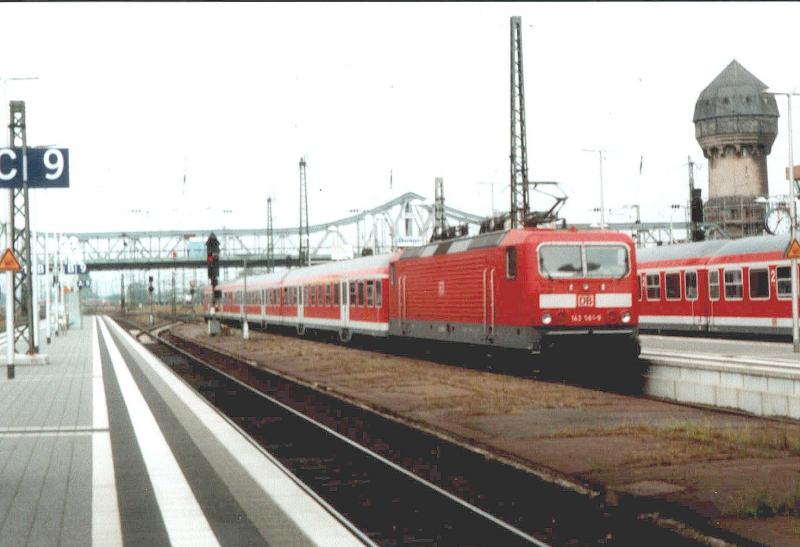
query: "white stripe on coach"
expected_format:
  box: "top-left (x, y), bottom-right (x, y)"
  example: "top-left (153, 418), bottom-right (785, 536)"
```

top-left (105, 317), bottom-right (364, 547)
top-left (91, 317), bottom-right (121, 547)
top-left (97, 318), bottom-right (220, 547)
top-left (640, 314), bottom-right (792, 328)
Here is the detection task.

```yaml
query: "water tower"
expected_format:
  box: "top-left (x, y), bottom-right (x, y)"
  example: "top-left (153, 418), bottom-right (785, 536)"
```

top-left (693, 60), bottom-right (779, 238)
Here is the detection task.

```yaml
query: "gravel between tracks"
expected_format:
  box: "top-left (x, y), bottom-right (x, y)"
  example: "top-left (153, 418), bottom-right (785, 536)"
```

top-left (172, 322), bottom-right (800, 546)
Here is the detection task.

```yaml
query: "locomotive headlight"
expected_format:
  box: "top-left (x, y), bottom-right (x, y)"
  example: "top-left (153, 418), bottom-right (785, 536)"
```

top-left (621, 311), bottom-right (631, 324)
top-left (542, 313), bottom-right (552, 325)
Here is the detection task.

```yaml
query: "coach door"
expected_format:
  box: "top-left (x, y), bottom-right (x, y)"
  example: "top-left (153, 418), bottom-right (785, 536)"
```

top-left (298, 285), bottom-right (304, 323)
top-left (341, 280), bottom-right (349, 328)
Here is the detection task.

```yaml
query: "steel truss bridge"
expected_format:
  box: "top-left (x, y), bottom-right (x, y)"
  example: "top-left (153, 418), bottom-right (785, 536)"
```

top-left (65, 193), bottom-right (486, 272)
top-left (9, 191), bottom-right (724, 279)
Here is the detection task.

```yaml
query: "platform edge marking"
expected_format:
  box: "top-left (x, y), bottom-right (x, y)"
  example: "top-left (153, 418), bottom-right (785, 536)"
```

top-left (98, 318), bottom-right (220, 547)
top-left (105, 317), bottom-right (366, 547)
top-left (91, 318), bottom-right (121, 547)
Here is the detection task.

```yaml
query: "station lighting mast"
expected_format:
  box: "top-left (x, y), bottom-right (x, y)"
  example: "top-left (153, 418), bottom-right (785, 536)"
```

top-left (509, 16), bottom-right (530, 229)
top-left (8, 101), bottom-right (36, 354)
top-left (298, 157), bottom-right (310, 267)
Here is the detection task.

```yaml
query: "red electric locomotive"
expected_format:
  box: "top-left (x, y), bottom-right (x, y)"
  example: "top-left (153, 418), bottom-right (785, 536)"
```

top-left (206, 227), bottom-right (641, 357)
top-left (389, 228), bottom-right (639, 354)
top-left (637, 235), bottom-right (798, 337)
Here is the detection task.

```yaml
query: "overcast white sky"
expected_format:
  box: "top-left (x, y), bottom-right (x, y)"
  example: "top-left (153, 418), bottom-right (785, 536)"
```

top-left (2, 2), bottom-right (799, 234)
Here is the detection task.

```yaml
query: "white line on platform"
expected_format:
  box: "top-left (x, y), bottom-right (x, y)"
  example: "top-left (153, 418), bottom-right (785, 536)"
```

top-left (92, 318), bottom-right (109, 430)
top-left (98, 318), bottom-right (220, 547)
top-left (0, 425), bottom-right (102, 433)
top-left (91, 317), bottom-right (121, 547)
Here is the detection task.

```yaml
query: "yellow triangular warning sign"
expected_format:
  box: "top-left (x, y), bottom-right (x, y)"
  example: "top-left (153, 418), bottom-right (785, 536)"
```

top-left (0, 248), bottom-right (21, 272)
top-left (786, 238), bottom-right (800, 259)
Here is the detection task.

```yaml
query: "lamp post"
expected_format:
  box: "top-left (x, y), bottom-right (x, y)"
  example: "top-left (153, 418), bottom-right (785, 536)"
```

top-left (764, 90), bottom-right (800, 353)
top-left (582, 149), bottom-right (607, 229)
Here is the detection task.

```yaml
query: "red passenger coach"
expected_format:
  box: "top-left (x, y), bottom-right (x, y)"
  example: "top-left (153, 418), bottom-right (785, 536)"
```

top-left (637, 235), bottom-right (799, 337)
top-left (207, 254), bottom-right (391, 342)
top-left (389, 228), bottom-right (640, 354)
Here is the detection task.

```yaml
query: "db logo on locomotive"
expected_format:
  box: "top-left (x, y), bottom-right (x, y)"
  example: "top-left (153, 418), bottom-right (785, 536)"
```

top-left (577, 294), bottom-right (595, 307)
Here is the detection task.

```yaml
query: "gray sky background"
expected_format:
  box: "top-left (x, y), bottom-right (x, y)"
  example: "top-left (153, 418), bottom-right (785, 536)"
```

top-left (2, 2), bottom-right (799, 234)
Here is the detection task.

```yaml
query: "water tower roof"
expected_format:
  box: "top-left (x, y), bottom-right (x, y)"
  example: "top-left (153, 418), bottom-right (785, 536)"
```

top-left (693, 60), bottom-right (779, 122)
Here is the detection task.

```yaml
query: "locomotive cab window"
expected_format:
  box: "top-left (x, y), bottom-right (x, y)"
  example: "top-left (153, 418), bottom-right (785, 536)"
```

top-left (665, 272), bottom-right (681, 300)
top-left (724, 269), bottom-right (743, 300)
top-left (749, 268), bottom-right (769, 300)
top-left (585, 245), bottom-right (629, 278)
top-left (777, 266), bottom-right (792, 299)
top-left (645, 273), bottom-right (661, 300)
top-left (539, 245), bottom-right (582, 278)
top-left (506, 247), bottom-right (517, 279)
top-left (708, 270), bottom-right (720, 300)
top-left (685, 271), bottom-right (698, 300)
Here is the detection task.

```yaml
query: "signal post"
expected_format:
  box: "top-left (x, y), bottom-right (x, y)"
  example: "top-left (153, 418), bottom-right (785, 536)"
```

top-left (206, 232), bottom-right (221, 335)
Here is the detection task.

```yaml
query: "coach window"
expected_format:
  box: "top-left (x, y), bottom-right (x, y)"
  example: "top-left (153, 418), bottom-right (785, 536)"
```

top-left (349, 281), bottom-right (357, 305)
top-left (645, 273), bottom-right (660, 300)
top-left (366, 280), bottom-right (374, 307)
top-left (358, 281), bottom-right (365, 306)
top-left (390, 264), bottom-right (396, 286)
top-left (777, 266), bottom-right (792, 299)
top-left (708, 270), bottom-right (720, 301)
top-left (685, 271), bottom-right (698, 300)
top-left (665, 272), bottom-right (681, 300)
top-left (749, 268), bottom-right (769, 300)
top-left (334, 283), bottom-right (340, 305)
top-left (724, 269), bottom-right (743, 300)
top-left (376, 281), bottom-right (383, 308)
top-left (506, 247), bottom-right (517, 279)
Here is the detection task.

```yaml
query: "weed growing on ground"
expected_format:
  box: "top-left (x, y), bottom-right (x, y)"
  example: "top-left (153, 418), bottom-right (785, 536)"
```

top-left (728, 478), bottom-right (800, 518)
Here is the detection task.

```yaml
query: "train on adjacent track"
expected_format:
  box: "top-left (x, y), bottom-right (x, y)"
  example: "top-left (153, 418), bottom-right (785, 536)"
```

top-left (204, 227), bottom-right (641, 358)
top-left (637, 234), bottom-right (798, 337)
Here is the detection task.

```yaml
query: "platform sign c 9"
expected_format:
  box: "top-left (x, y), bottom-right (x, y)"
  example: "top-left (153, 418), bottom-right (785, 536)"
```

top-left (0, 147), bottom-right (69, 188)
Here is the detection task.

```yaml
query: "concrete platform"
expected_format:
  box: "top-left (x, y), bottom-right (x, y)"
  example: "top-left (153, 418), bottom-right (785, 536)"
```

top-left (641, 335), bottom-right (800, 419)
top-left (0, 315), bottom-right (366, 546)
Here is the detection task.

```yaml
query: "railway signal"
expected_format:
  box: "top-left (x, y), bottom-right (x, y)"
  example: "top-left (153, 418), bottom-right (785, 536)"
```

top-left (206, 232), bottom-right (221, 335)
top-left (206, 233), bottom-right (220, 287)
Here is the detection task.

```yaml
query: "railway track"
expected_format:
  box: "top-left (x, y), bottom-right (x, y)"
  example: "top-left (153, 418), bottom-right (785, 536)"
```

top-left (117, 318), bottom-right (753, 546)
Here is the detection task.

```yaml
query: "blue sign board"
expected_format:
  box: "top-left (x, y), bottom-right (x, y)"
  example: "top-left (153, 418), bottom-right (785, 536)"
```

top-left (0, 147), bottom-right (69, 188)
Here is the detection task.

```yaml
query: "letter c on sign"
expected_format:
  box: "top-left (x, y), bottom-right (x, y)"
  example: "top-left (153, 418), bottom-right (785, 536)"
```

top-left (0, 149), bottom-right (17, 181)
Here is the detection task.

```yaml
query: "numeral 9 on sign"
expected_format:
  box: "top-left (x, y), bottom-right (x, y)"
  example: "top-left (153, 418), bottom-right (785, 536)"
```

top-left (43, 149), bottom-right (64, 180)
